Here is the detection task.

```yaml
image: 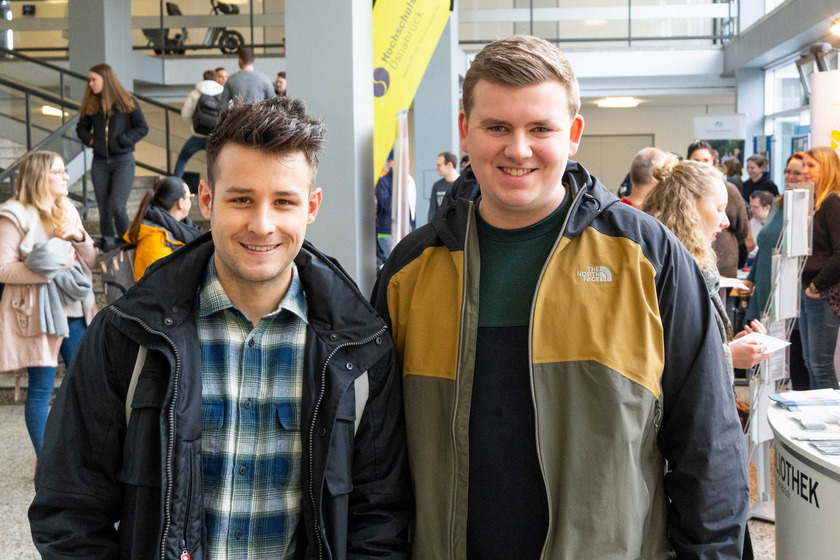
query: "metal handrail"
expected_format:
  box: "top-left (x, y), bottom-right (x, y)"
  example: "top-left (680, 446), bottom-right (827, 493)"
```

top-left (0, 115), bottom-right (95, 214)
top-left (0, 47), bottom-right (182, 173)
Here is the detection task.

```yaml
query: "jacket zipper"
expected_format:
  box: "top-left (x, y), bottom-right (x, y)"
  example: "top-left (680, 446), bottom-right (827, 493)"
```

top-left (450, 207), bottom-right (474, 559)
top-left (105, 113), bottom-right (110, 156)
top-left (307, 325), bottom-right (387, 560)
top-left (527, 186), bottom-right (591, 560)
top-left (181, 449), bottom-right (193, 559)
top-left (109, 306), bottom-right (183, 560)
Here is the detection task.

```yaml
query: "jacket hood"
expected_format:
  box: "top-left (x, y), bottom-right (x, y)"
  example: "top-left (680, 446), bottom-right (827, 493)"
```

top-left (112, 233), bottom-right (385, 340)
top-left (196, 80), bottom-right (224, 96)
top-left (431, 160), bottom-right (619, 249)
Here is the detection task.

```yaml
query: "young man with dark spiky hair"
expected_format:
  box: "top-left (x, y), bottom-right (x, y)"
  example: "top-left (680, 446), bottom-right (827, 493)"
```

top-left (30, 97), bottom-right (411, 560)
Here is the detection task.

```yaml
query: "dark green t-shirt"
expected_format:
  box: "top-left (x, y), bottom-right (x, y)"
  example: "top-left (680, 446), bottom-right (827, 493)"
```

top-left (467, 188), bottom-right (572, 560)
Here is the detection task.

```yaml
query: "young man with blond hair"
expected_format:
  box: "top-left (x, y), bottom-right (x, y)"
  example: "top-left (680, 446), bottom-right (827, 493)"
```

top-left (373, 35), bottom-right (748, 559)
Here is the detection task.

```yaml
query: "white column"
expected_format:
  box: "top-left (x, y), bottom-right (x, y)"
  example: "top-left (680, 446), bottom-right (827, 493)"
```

top-left (68, 0), bottom-right (134, 88)
top-left (736, 67), bottom-right (764, 158)
top-left (285, 0), bottom-right (376, 294)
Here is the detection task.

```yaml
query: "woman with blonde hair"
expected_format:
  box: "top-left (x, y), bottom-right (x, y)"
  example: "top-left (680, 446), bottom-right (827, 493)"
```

top-left (77, 63), bottom-right (148, 251)
top-left (641, 158), bottom-right (769, 379)
top-left (0, 151), bottom-right (98, 459)
top-left (799, 146), bottom-right (840, 389)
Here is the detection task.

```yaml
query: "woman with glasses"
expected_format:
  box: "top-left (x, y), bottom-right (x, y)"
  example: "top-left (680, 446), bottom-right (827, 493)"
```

top-left (0, 151), bottom-right (97, 460)
top-left (740, 153), bottom-right (809, 389)
top-left (124, 176), bottom-right (203, 281)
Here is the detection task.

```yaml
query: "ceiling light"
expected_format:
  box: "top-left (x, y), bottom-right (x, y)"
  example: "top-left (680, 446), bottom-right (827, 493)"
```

top-left (583, 20), bottom-right (606, 26)
top-left (596, 97), bottom-right (640, 108)
top-left (831, 18), bottom-right (840, 37)
top-left (41, 105), bottom-right (68, 117)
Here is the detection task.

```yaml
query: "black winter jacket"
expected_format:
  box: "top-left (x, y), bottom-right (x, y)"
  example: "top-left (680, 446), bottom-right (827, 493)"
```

top-left (29, 233), bottom-right (412, 560)
top-left (76, 101), bottom-right (149, 159)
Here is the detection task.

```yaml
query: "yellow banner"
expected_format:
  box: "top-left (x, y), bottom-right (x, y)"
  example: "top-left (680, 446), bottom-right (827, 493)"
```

top-left (373, 0), bottom-right (451, 175)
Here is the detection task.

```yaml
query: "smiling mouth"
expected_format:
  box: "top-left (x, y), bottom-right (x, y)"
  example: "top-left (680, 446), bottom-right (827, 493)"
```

top-left (243, 244), bottom-right (278, 252)
top-left (501, 167), bottom-right (534, 177)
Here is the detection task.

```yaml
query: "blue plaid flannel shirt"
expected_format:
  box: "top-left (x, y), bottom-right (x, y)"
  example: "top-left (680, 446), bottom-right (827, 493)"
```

top-left (197, 258), bottom-right (308, 560)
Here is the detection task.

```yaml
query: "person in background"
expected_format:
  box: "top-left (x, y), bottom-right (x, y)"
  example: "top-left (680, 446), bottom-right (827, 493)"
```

top-left (275, 71), bottom-right (287, 96)
top-left (174, 69), bottom-right (224, 178)
top-left (799, 146), bottom-right (840, 389)
top-left (214, 67), bottom-right (228, 86)
top-left (745, 190), bottom-right (773, 262)
top-left (373, 34), bottom-right (748, 559)
top-left (220, 47), bottom-right (275, 106)
top-left (428, 151), bottom-right (459, 221)
top-left (0, 151), bottom-right (97, 462)
top-left (742, 154), bottom-right (779, 201)
top-left (742, 153), bottom-right (809, 390)
top-left (687, 140), bottom-right (749, 277)
top-left (620, 147), bottom-right (669, 208)
top-left (77, 63), bottom-right (149, 252)
top-left (375, 151), bottom-right (394, 267)
top-left (642, 158), bottom-right (769, 377)
top-left (123, 176), bottom-right (203, 281)
top-left (724, 158), bottom-right (743, 193)
top-left (460, 154), bottom-right (470, 172)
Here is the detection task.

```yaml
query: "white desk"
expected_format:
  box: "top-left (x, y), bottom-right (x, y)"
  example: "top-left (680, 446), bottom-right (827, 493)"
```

top-left (768, 402), bottom-right (840, 560)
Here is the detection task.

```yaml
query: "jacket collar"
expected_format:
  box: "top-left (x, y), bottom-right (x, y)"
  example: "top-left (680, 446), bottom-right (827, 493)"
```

top-left (431, 160), bottom-right (619, 249)
top-left (112, 233), bottom-right (385, 341)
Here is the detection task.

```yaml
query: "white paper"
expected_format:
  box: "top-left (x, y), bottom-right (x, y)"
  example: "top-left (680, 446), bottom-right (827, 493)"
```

top-left (782, 186), bottom-right (813, 257)
top-left (770, 255), bottom-right (800, 320)
top-left (719, 277), bottom-right (751, 291)
top-left (738, 332), bottom-right (791, 354)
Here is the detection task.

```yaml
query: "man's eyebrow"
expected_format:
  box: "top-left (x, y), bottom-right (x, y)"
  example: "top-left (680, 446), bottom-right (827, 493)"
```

top-left (478, 118), bottom-right (510, 128)
top-left (223, 186), bottom-right (299, 196)
top-left (478, 118), bottom-right (559, 128)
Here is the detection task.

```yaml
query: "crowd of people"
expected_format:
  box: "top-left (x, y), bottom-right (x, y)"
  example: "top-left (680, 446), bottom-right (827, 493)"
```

top-left (1, 33), bottom-right (840, 560)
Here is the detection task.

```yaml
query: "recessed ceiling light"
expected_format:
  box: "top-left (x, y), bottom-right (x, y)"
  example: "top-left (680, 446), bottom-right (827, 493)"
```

top-left (596, 97), bottom-right (641, 108)
top-left (583, 20), bottom-right (606, 26)
top-left (831, 18), bottom-right (840, 37)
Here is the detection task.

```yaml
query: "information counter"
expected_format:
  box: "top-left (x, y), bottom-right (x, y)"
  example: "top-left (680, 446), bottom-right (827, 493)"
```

top-left (768, 402), bottom-right (840, 560)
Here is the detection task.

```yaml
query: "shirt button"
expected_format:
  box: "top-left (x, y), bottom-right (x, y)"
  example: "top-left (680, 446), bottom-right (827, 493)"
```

top-left (239, 465), bottom-right (247, 475)
top-left (244, 400), bottom-right (251, 409)
top-left (248, 338), bottom-right (255, 347)
top-left (234, 529), bottom-right (242, 539)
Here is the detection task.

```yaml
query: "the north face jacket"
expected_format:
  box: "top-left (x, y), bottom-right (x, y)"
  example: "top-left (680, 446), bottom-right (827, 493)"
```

top-left (30, 233), bottom-right (412, 560)
top-left (372, 162), bottom-right (749, 559)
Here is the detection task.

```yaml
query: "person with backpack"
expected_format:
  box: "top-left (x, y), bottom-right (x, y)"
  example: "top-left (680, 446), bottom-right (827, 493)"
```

top-left (124, 176), bottom-right (203, 281)
top-left (174, 69), bottom-right (224, 178)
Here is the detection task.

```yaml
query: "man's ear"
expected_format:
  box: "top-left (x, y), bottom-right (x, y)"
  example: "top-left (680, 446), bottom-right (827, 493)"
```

top-left (458, 111), bottom-right (469, 155)
top-left (307, 187), bottom-right (323, 226)
top-left (567, 114), bottom-right (585, 157)
top-left (198, 180), bottom-right (213, 220)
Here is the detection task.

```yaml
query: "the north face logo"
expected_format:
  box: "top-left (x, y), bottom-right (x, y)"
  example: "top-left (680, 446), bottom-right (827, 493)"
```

top-left (577, 266), bottom-right (613, 283)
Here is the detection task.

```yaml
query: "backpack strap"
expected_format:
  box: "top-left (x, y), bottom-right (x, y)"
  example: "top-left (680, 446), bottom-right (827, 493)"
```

top-left (125, 346), bottom-right (147, 425)
top-left (353, 371), bottom-right (369, 436)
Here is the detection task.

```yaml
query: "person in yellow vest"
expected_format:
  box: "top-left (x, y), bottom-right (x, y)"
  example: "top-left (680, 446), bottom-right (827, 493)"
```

top-left (124, 176), bottom-right (203, 280)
